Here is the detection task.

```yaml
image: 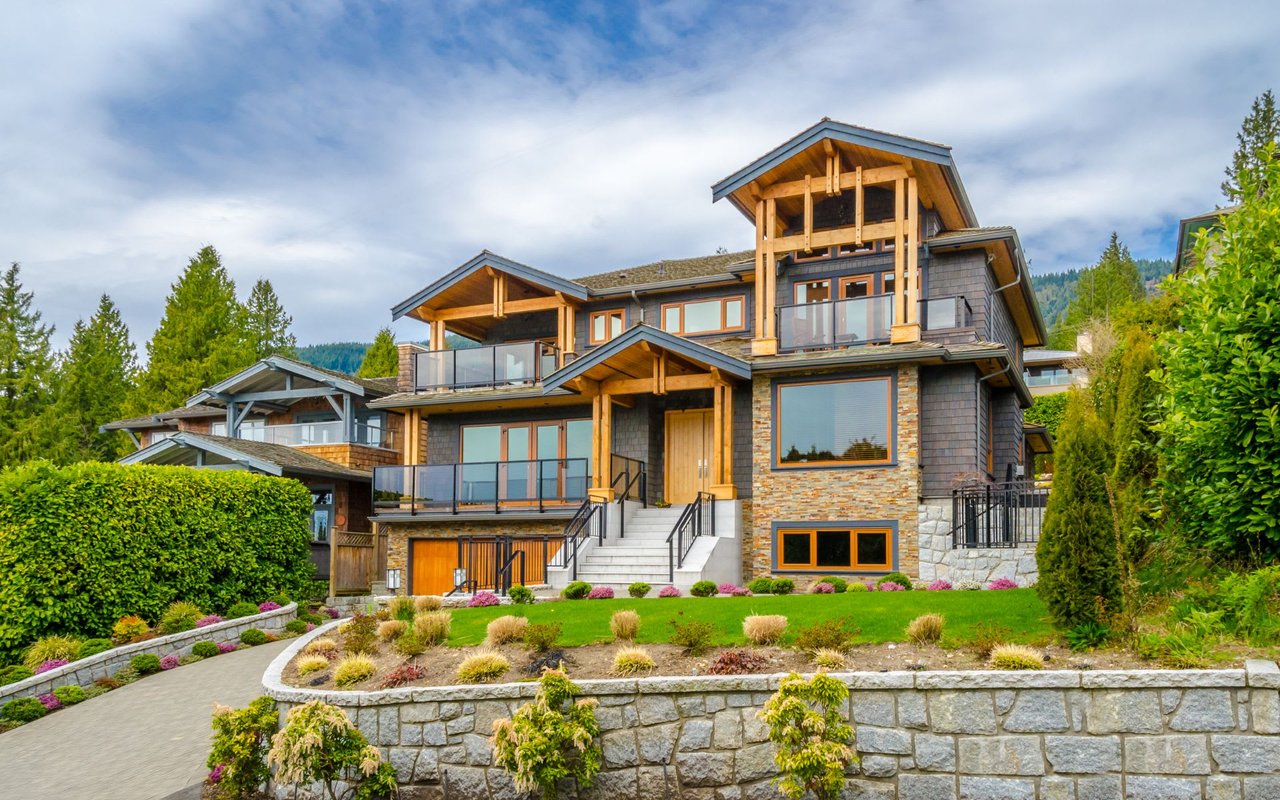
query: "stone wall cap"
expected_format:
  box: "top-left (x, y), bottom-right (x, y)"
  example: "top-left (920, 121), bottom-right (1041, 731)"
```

top-left (1080, 669), bottom-right (1246, 688)
top-left (1246, 659), bottom-right (1280, 688)
top-left (915, 671), bottom-right (1081, 690)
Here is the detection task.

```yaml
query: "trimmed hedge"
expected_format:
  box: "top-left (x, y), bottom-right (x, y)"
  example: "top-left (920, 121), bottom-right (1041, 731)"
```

top-left (0, 462), bottom-right (313, 658)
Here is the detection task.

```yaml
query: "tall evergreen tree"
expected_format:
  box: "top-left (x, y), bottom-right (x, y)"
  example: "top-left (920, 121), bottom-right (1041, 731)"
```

top-left (1222, 89), bottom-right (1278, 203)
top-left (0, 263), bottom-right (56, 467)
top-left (242, 278), bottom-right (297, 360)
top-left (1049, 233), bottom-right (1144, 349)
top-left (1107, 329), bottom-right (1160, 566)
top-left (1036, 390), bottom-right (1122, 628)
top-left (51, 295), bottom-right (138, 463)
top-left (357, 328), bottom-right (398, 378)
top-left (133, 246), bottom-right (250, 413)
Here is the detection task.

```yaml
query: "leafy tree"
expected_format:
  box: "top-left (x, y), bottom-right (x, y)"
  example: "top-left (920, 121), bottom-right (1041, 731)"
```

top-left (50, 295), bottom-right (138, 463)
top-left (1157, 149), bottom-right (1280, 560)
top-left (1025, 393), bottom-right (1068, 441)
top-left (1036, 390), bottom-right (1121, 628)
top-left (1049, 233), bottom-right (1144, 349)
top-left (0, 263), bottom-right (56, 467)
top-left (242, 278), bottom-right (297, 360)
top-left (133, 246), bottom-right (250, 413)
top-left (1222, 89), bottom-right (1278, 203)
top-left (356, 327), bottom-right (397, 378)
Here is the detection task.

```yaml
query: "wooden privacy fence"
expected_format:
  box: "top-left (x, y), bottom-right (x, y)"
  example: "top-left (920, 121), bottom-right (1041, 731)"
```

top-left (329, 529), bottom-right (384, 595)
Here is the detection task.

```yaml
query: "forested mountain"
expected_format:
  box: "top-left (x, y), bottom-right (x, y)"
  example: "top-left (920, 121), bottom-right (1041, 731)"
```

top-left (297, 333), bottom-right (472, 373)
top-left (1032, 257), bottom-right (1172, 331)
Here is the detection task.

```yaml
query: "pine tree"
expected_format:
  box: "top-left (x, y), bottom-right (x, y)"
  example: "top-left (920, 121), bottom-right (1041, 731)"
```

top-left (1035, 390), bottom-right (1122, 628)
top-left (242, 278), bottom-right (297, 360)
top-left (1049, 233), bottom-right (1144, 349)
top-left (1222, 90), bottom-right (1278, 203)
top-left (0, 263), bottom-right (56, 467)
top-left (357, 328), bottom-right (398, 378)
top-left (51, 295), bottom-right (138, 463)
top-left (133, 246), bottom-right (251, 413)
top-left (1108, 329), bottom-right (1160, 566)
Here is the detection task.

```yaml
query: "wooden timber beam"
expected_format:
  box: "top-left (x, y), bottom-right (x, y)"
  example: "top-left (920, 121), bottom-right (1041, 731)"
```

top-left (754, 200), bottom-right (766, 336)
top-left (760, 163), bottom-right (909, 201)
top-left (803, 174), bottom-right (813, 253)
top-left (769, 220), bottom-right (896, 255)
top-left (601, 372), bottom-right (716, 396)
top-left (855, 166), bottom-right (863, 244)
top-left (433, 295), bottom-right (563, 322)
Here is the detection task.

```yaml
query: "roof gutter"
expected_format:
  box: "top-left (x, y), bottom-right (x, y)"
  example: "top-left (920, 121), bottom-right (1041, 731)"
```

top-left (587, 269), bottom-right (752, 297)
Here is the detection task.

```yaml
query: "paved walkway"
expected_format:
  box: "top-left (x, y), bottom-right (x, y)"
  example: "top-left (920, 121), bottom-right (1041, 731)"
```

top-left (0, 640), bottom-right (290, 800)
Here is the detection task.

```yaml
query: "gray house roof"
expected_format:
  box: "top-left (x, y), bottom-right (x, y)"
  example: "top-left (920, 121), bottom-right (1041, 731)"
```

top-left (541, 323), bottom-right (752, 394)
top-left (187, 355), bottom-right (392, 407)
top-left (574, 250), bottom-right (755, 291)
top-left (392, 251), bottom-right (590, 321)
top-left (118, 431), bottom-right (371, 481)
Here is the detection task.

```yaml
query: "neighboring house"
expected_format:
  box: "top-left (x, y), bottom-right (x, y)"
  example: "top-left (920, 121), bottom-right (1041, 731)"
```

top-left (103, 355), bottom-right (403, 588)
top-left (370, 118), bottom-right (1049, 595)
top-left (1173, 206), bottom-right (1237, 275)
top-left (1023, 348), bottom-right (1088, 397)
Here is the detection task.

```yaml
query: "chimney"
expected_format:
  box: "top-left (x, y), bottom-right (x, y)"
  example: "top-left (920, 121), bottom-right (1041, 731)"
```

top-left (397, 342), bottom-right (427, 393)
top-left (1075, 331), bottom-right (1092, 355)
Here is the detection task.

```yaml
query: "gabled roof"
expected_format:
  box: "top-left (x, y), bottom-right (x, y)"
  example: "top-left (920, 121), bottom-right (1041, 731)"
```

top-left (392, 251), bottom-right (589, 321)
top-left (574, 250), bottom-right (755, 291)
top-left (101, 404), bottom-right (225, 431)
top-left (541, 323), bottom-right (751, 394)
top-left (118, 432), bottom-right (371, 481)
top-left (187, 355), bottom-right (391, 407)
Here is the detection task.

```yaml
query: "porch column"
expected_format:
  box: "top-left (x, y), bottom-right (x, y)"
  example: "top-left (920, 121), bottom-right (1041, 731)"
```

top-left (589, 393), bottom-right (614, 501)
top-left (342, 393), bottom-right (354, 444)
top-left (891, 174), bottom-right (922, 343)
top-left (708, 380), bottom-right (738, 500)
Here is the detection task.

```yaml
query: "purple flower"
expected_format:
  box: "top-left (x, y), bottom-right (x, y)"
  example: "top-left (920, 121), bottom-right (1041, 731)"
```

top-left (38, 693), bottom-right (61, 711)
top-left (304, 622), bottom-right (315, 632)
top-left (877, 581), bottom-right (905, 592)
top-left (322, 607), bottom-right (340, 619)
top-left (988, 578), bottom-right (1019, 590)
top-left (810, 582), bottom-right (835, 594)
top-left (717, 582), bottom-right (740, 595)
top-left (257, 601), bottom-right (282, 612)
top-left (731, 587), bottom-right (752, 597)
top-left (217, 642), bottom-right (238, 654)
top-left (35, 659), bottom-right (69, 674)
top-left (586, 586), bottom-right (614, 600)
top-left (468, 591), bottom-right (500, 608)
top-left (927, 579), bottom-right (954, 591)
top-left (658, 585), bottom-right (681, 598)
top-left (195, 614), bottom-right (223, 628)
top-left (208, 764), bottom-right (225, 784)
top-left (160, 654), bottom-right (180, 670)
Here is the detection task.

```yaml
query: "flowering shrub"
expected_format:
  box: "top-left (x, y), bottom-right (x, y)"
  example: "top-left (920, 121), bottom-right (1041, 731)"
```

top-left (35, 659), bottom-right (69, 674)
top-left (304, 622), bottom-right (315, 632)
top-left (111, 615), bottom-right (150, 644)
top-left (468, 591), bottom-right (501, 608)
top-left (957, 580), bottom-right (981, 590)
top-left (731, 587), bottom-right (752, 597)
top-left (717, 582), bottom-right (740, 595)
top-left (658, 585), bottom-right (682, 598)
top-left (810, 582), bottom-right (836, 594)
top-left (927, 579), bottom-right (954, 591)
top-left (160, 654), bottom-right (180, 670)
top-left (195, 615), bottom-right (223, 628)
top-left (988, 578), bottom-right (1019, 590)
top-left (322, 607), bottom-right (341, 619)
top-left (267, 700), bottom-right (397, 798)
top-left (877, 582), bottom-right (906, 592)
top-left (257, 601), bottom-right (282, 612)
top-left (218, 642), bottom-right (238, 654)
top-left (586, 586), bottom-right (614, 600)
top-left (37, 693), bottom-right (61, 711)
top-left (207, 764), bottom-right (224, 784)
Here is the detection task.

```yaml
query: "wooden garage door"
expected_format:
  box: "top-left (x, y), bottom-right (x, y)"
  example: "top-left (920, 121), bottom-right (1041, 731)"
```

top-left (410, 540), bottom-right (456, 596)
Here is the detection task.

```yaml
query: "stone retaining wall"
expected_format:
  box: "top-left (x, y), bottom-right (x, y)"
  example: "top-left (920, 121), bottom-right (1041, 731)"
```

top-left (1, 603), bottom-right (296, 705)
top-left (918, 500), bottom-right (1039, 585)
top-left (264, 623), bottom-right (1280, 800)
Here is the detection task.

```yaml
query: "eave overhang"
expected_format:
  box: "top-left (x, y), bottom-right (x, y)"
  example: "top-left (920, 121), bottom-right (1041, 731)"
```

top-left (392, 251), bottom-right (589, 321)
top-left (541, 324), bottom-right (751, 394)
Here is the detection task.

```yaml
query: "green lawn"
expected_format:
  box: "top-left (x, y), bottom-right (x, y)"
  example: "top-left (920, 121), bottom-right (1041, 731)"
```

top-left (444, 588), bottom-right (1053, 648)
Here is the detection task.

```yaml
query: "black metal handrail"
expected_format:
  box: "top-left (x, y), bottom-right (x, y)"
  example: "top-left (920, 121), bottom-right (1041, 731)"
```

top-left (551, 498), bottom-right (606, 581)
top-left (372, 458), bottom-right (589, 515)
top-left (951, 480), bottom-right (1050, 549)
top-left (610, 454), bottom-right (647, 539)
top-left (666, 491), bottom-right (715, 581)
top-left (413, 340), bottom-right (561, 392)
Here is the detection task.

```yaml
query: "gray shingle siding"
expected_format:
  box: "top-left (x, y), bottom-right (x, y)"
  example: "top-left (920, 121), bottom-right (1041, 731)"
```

top-left (920, 364), bottom-right (981, 497)
top-left (992, 389), bottom-right (1023, 481)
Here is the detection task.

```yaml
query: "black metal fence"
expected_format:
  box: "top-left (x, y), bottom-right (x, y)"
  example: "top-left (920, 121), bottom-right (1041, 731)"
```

top-left (951, 480), bottom-right (1050, 549)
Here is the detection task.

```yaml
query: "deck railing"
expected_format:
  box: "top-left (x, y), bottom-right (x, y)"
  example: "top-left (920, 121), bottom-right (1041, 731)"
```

top-left (413, 341), bottom-right (560, 392)
top-left (242, 420), bottom-right (395, 450)
top-left (920, 295), bottom-right (973, 331)
top-left (372, 458), bottom-right (589, 515)
top-left (951, 480), bottom-right (1050, 548)
top-left (778, 293), bottom-right (894, 351)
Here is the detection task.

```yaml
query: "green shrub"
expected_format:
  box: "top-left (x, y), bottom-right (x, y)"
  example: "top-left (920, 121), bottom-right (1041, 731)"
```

top-left (267, 700), bottom-right (397, 798)
top-left (191, 641), bottom-right (220, 658)
top-left (455, 651), bottom-right (510, 683)
top-left (847, 582), bottom-right (869, 593)
top-left (876, 572), bottom-right (913, 591)
top-left (284, 619), bottom-right (308, 635)
top-left (412, 611), bottom-right (451, 646)
top-left (627, 582), bottom-right (652, 599)
top-left (388, 595), bottom-right (417, 622)
top-left (393, 628), bottom-right (427, 657)
top-left (340, 613), bottom-right (377, 654)
top-left (771, 578), bottom-right (796, 595)
top-left (208, 696), bottom-right (278, 797)
top-left (508, 585), bottom-right (536, 605)
top-left (492, 669), bottom-right (602, 799)
top-left (0, 462), bottom-right (313, 659)
top-left (53, 685), bottom-right (87, 705)
top-left (157, 601), bottom-right (203, 635)
top-left (267, 593), bottom-right (291, 608)
top-left (0, 664), bottom-right (34, 685)
top-left (760, 673), bottom-right (856, 799)
top-left (690, 580), bottom-right (717, 597)
top-left (1065, 621), bottom-right (1111, 652)
top-left (298, 611), bottom-right (325, 626)
top-left (668, 618), bottom-right (717, 655)
top-left (22, 635), bottom-right (81, 670)
top-left (1, 697), bottom-right (46, 723)
top-left (747, 577), bottom-right (774, 594)
top-left (968, 621), bottom-right (1012, 660)
top-left (561, 581), bottom-right (592, 600)
top-left (794, 618), bottom-right (858, 654)
top-left (817, 576), bottom-right (848, 593)
top-left (131, 653), bottom-right (162, 675)
top-left (77, 638), bottom-right (113, 659)
top-left (240, 629), bottom-right (270, 646)
top-left (227, 601), bottom-right (260, 619)
top-left (524, 623), bottom-right (561, 653)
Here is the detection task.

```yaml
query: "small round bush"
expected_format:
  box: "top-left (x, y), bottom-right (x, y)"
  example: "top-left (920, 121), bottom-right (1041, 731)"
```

top-left (690, 580), bottom-right (717, 597)
top-left (284, 619), bottom-right (309, 635)
top-left (989, 644), bottom-right (1044, 670)
top-left (508, 585), bottom-right (535, 605)
top-left (23, 636), bottom-right (81, 670)
top-left (586, 586), bottom-right (614, 600)
top-left (239, 628), bottom-right (269, 646)
top-left (2, 697), bottom-right (46, 723)
top-left (957, 580), bottom-right (982, 591)
top-left (988, 578), bottom-right (1019, 590)
top-left (159, 654), bottom-right (180, 671)
top-left (191, 641), bottom-right (220, 658)
top-left (468, 591), bottom-right (501, 608)
top-left (77, 638), bottom-right (113, 659)
top-left (770, 578), bottom-right (796, 595)
top-left (658, 585), bottom-right (682, 598)
top-left (334, 654), bottom-right (377, 687)
top-left (394, 628), bottom-right (427, 657)
top-left (877, 581), bottom-right (906, 592)
top-left (716, 582), bottom-right (740, 595)
top-left (53, 685), bottom-right (87, 705)
top-left (111, 615), bottom-right (149, 643)
top-left (0, 665), bottom-right (34, 685)
top-left (818, 576), bottom-right (848, 593)
top-left (257, 601), bottom-right (282, 613)
top-left (746, 577), bottom-right (774, 594)
top-left (561, 581), bottom-right (592, 600)
top-left (628, 582), bottom-right (652, 598)
top-left (158, 601), bottom-right (203, 635)
top-left (810, 581), bottom-right (836, 594)
top-left (611, 647), bottom-right (656, 676)
top-left (227, 601), bottom-right (259, 619)
top-left (455, 651), bottom-right (510, 683)
top-left (37, 693), bottom-right (62, 711)
top-left (927, 579), bottom-right (954, 591)
top-left (267, 593), bottom-right (291, 607)
top-left (295, 655), bottom-right (330, 676)
top-left (130, 654), bottom-right (162, 675)
top-left (847, 582), bottom-right (869, 593)
top-left (877, 572), bottom-right (913, 591)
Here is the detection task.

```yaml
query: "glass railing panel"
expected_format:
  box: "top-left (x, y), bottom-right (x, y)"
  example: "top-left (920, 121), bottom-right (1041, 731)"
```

top-left (835, 294), bottom-right (894, 343)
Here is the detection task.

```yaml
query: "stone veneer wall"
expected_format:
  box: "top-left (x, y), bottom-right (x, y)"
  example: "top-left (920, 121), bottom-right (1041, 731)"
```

top-left (748, 364), bottom-right (920, 580)
top-left (1, 603), bottom-right (297, 706)
top-left (383, 519), bottom-right (569, 594)
top-left (917, 500), bottom-right (1040, 585)
top-left (265, 625), bottom-right (1280, 800)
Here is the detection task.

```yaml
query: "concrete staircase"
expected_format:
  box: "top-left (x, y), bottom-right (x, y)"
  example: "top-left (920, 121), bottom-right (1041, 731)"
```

top-left (571, 506), bottom-right (686, 589)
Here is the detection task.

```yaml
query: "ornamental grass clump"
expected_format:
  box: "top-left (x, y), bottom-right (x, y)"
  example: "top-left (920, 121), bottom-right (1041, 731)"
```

top-left (988, 644), bottom-right (1045, 670)
top-left (158, 601), bottom-right (204, 634)
top-left (905, 613), bottom-right (945, 645)
top-left (295, 655), bottom-right (330, 676)
top-left (810, 648), bottom-right (846, 670)
top-left (376, 619), bottom-right (408, 641)
top-left (487, 615), bottom-right (529, 646)
top-left (743, 615), bottom-right (788, 645)
top-left (760, 672), bottom-right (856, 800)
top-left (492, 669), bottom-right (601, 800)
top-left (611, 646), bottom-right (657, 676)
top-left (208, 697), bottom-right (278, 799)
top-left (609, 610), bottom-right (640, 641)
top-left (414, 611), bottom-right (451, 646)
top-left (303, 636), bottom-right (339, 658)
top-left (414, 595), bottom-right (443, 613)
top-left (23, 636), bottom-right (81, 670)
top-left (387, 595), bottom-right (416, 622)
top-left (455, 651), bottom-right (510, 683)
top-left (333, 654), bottom-right (377, 687)
top-left (267, 700), bottom-right (397, 799)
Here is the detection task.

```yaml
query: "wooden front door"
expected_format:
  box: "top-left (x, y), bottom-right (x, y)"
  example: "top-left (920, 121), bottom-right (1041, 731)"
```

top-left (410, 540), bottom-right (456, 595)
top-left (664, 409), bottom-right (715, 504)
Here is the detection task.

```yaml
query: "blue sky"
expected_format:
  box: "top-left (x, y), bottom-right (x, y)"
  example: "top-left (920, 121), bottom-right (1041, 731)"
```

top-left (3, 0), bottom-right (1277, 348)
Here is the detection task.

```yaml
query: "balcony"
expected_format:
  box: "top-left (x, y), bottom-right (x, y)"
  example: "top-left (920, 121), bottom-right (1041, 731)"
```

top-left (413, 341), bottom-right (560, 392)
top-left (372, 458), bottom-right (590, 515)
top-left (920, 295), bottom-right (973, 331)
top-left (778, 294), bottom-right (895, 351)
top-left (238, 421), bottom-right (396, 451)
top-left (1025, 370), bottom-right (1081, 388)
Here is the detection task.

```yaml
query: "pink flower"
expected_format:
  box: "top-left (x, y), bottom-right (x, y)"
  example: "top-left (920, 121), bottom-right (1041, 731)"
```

top-left (38, 693), bottom-right (61, 711)
top-left (730, 587), bottom-right (752, 597)
top-left (195, 615), bottom-right (223, 628)
top-left (468, 591), bottom-right (500, 608)
top-left (35, 659), bottom-right (68, 674)
top-left (160, 654), bottom-right (180, 670)
top-left (927, 579), bottom-right (953, 591)
top-left (322, 607), bottom-right (340, 619)
top-left (208, 764), bottom-right (225, 784)
top-left (217, 642), bottom-right (238, 654)
top-left (586, 586), bottom-right (615, 600)
top-left (877, 581), bottom-right (905, 592)
top-left (257, 601), bottom-right (281, 612)
top-left (658, 585), bottom-right (681, 598)
top-left (304, 622), bottom-right (315, 632)
top-left (988, 578), bottom-right (1019, 590)
top-left (717, 582), bottom-right (740, 595)
top-left (810, 582), bottom-right (835, 594)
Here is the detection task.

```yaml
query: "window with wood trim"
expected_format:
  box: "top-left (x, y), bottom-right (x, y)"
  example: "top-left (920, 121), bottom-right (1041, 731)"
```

top-left (777, 528), bottom-right (893, 571)
top-left (589, 309), bottom-right (624, 344)
top-left (659, 296), bottom-right (746, 336)
top-left (774, 376), bottom-right (893, 467)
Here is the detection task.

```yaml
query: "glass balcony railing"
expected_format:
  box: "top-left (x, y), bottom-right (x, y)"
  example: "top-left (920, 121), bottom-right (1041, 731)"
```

top-left (920, 295), bottom-right (973, 331)
top-left (239, 421), bottom-right (396, 450)
top-left (778, 294), bottom-right (895, 351)
top-left (372, 458), bottom-right (590, 515)
top-left (413, 341), bottom-right (560, 391)
top-left (1024, 372), bottom-right (1080, 387)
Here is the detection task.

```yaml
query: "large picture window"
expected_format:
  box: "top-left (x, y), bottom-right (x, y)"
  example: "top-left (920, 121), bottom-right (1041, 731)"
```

top-left (777, 527), bottom-right (893, 571)
top-left (774, 376), bottom-right (892, 466)
top-left (660, 296), bottom-right (746, 336)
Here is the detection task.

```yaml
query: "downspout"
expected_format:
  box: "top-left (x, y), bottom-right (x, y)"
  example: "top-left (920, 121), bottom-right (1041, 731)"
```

top-left (631, 290), bottom-right (644, 325)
